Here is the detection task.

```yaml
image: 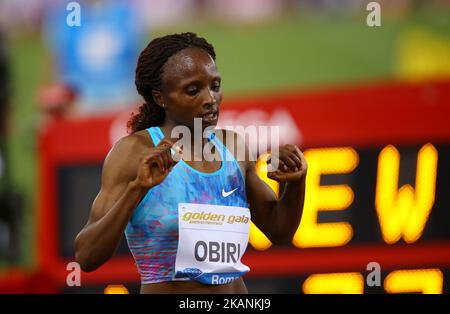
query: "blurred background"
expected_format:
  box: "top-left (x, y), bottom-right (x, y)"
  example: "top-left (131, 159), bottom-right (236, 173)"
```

top-left (0, 0), bottom-right (450, 293)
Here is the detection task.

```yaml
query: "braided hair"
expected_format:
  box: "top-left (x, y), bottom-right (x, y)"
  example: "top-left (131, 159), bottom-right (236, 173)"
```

top-left (128, 32), bottom-right (216, 133)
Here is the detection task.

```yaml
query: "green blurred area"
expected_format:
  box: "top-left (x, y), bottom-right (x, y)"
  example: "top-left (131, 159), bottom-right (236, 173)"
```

top-left (5, 7), bottom-right (450, 269)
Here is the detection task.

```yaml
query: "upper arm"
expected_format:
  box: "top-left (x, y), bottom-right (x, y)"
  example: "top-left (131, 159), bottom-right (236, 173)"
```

top-left (245, 158), bottom-right (278, 222)
top-left (86, 135), bottom-right (145, 225)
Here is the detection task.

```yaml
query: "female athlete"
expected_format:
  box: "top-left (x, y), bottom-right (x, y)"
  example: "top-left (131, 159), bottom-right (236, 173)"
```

top-left (74, 32), bottom-right (307, 294)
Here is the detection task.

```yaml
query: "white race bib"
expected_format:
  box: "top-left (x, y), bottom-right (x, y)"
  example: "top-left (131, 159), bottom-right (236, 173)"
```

top-left (173, 203), bottom-right (251, 285)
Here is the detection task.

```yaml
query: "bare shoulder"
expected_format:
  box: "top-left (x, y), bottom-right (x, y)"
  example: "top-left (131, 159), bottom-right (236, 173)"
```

top-left (102, 129), bottom-right (154, 183)
top-left (108, 130), bottom-right (153, 158)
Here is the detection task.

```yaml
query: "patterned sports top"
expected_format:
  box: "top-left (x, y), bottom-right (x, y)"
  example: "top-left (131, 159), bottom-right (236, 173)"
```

top-left (125, 126), bottom-right (250, 284)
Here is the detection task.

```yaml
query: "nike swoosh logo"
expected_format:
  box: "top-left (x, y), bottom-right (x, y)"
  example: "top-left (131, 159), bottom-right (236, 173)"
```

top-left (222, 188), bottom-right (238, 197)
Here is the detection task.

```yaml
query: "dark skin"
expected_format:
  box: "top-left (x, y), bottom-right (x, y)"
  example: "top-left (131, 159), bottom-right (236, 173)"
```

top-left (74, 48), bottom-right (307, 294)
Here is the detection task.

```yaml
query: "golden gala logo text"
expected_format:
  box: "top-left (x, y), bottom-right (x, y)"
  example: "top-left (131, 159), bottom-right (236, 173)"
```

top-left (182, 211), bottom-right (249, 225)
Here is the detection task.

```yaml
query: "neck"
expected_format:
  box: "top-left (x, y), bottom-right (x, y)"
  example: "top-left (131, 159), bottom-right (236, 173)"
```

top-left (159, 119), bottom-right (214, 158)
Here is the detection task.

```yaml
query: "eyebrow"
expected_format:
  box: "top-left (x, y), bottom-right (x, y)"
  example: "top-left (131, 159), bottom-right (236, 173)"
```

top-left (180, 75), bottom-right (222, 87)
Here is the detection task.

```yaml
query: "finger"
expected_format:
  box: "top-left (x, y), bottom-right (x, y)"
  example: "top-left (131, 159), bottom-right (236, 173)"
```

top-left (149, 154), bottom-right (164, 172)
top-left (164, 147), bottom-right (177, 168)
top-left (171, 144), bottom-right (183, 162)
top-left (279, 159), bottom-right (288, 172)
top-left (158, 147), bottom-right (171, 170)
top-left (293, 146), bottom-right (306, 164)
top-left (153, 144), bottom-right (170, 155)
top-left (141, 154), bottom-right (153, 164)
top-left (267, 170), bottom-right (283, 181)
top-left (288, 152), bottom-right (302, 171)
top-left (280, 154), bottom-right (297, 171)
top-left (154, 161), bottom-right (173, 184)
top-left (267, 168), bottom-right (282, 177)
top-left (294, 147), bottom-right (307, 172)
top-left (158, 138), bottom-right (173, 148)
top-left (172, 144), bottom-right (183, 154)
top-left (158, 154), bottom-right (167, 171)
top-left (142, 153), bottom-right (159, 166)
top-left (269, 170), bottom-right (292, 182)
top-left (162, 147), bottom-right (171, 166)
top-left (268, 157), bottom-right (286, 172)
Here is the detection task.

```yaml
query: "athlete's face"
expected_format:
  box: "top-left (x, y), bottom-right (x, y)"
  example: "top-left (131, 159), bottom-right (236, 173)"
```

top-left (156, 48), bottom-right (222, 130)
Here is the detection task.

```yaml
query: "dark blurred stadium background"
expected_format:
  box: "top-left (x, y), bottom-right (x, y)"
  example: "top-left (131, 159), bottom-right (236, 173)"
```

top-left (0, 0), bottom-right (450, 293)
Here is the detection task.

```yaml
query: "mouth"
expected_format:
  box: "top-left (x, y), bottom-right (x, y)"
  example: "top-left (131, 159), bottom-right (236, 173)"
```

top-left (201, 111), bottom-right (219, 123)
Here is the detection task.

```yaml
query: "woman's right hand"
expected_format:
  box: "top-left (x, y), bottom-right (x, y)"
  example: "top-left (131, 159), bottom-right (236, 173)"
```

top-left (131, 138), bottom-right (182, 189)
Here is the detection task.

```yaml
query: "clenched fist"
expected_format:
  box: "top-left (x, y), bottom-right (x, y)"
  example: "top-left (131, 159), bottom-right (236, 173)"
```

top-left (267, 144), bottom-right (307, 182)
top-left (131, 139), bottom-right (182, 189)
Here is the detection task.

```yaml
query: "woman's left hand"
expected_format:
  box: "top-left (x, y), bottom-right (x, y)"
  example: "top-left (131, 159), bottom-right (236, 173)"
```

top-left (267, 144), bottom-right (307, 182)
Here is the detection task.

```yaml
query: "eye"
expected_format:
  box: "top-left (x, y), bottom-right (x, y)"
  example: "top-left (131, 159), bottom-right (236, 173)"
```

top-left (211, 81), bottom-right (221, 92)
top-left (186, 86), bottom-right (199, 96)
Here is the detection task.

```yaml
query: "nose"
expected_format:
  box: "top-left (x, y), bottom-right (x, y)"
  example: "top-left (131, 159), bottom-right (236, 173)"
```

top-left (202, 87), bottom-right (217, 110)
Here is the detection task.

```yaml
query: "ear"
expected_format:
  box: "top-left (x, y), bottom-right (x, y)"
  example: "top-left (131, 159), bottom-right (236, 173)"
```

top-left (151, 90), bottom-right (166, 109)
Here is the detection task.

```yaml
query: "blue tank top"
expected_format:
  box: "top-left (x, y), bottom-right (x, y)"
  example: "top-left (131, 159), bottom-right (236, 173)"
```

top-left (125, 126), bottom-right (250, 284)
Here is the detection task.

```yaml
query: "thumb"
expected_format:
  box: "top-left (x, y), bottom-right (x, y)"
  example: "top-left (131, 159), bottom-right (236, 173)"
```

top-left (267, 171), bottom-right (276, 180)
top-left (171, 144), bottom-right (183, 162)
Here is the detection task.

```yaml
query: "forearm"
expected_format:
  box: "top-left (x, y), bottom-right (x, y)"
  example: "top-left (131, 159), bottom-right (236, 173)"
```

top-left (74, 182), bottom-right (147, 271)
top-left (272, 177), bottom-right (306, 243)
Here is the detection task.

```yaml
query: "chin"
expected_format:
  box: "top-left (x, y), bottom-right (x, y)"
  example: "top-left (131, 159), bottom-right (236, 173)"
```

top-left (202, 119), bottom-right (218, 129)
